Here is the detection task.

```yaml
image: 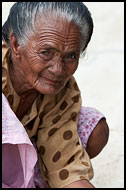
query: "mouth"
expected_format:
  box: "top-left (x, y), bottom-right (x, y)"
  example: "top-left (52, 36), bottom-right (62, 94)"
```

top-left (42, 76), bottom-right (63, 86)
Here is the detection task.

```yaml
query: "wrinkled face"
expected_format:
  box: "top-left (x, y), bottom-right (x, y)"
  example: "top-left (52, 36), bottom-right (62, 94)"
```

top-left (20, 15), bottom-right (81, 95)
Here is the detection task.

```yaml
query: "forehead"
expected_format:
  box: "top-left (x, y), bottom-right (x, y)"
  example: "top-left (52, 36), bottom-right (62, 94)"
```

top-left (33, 13), bottom-right (81, 48)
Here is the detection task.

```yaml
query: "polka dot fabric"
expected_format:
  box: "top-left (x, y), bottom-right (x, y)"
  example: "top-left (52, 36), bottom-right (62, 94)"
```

top-left (33, 106), bottom-right (105, 188)
top-left (2, 44), bottom-right (94, 188)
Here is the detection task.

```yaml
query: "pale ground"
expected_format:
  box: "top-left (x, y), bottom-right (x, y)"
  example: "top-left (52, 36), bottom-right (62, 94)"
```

top-left (2, 2), bottom-right (124, 188)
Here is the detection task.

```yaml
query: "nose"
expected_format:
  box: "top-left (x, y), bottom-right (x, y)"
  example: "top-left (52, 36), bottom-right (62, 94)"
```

top-left (48, 60), bottom-right (65, 78)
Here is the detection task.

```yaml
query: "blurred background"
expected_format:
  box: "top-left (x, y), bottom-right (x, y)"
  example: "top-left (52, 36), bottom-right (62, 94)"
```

top-left (2, 2), bottom-right (124, 188)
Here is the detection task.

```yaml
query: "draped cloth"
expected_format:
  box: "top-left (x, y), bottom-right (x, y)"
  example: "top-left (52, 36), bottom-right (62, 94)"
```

top-left (2, 44), bottom-right (94, 188)
top-left (2, 93), bottom-right (37, 188)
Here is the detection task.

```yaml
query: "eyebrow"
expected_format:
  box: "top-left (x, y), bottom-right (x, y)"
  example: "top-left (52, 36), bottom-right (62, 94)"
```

top-left (42, 44), bottom-right (80, 55)
top-left (42, 45), bottom-right (59, 52)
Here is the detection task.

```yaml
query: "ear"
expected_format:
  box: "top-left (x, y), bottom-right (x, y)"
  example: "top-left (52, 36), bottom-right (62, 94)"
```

top-left (10, 32), bottom-right (21, 59)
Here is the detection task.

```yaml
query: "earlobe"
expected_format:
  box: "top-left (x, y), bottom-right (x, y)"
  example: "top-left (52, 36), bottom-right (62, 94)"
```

top-left (10, 32), bottom-right (21, 59)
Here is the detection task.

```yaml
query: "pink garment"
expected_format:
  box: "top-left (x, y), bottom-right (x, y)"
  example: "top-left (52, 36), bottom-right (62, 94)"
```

top-left (2, 93), bottom-right (105, 188)
top-left (2, 93), bottom-right (37, 188)
top-left (78, 106), bottom-right (105, 148)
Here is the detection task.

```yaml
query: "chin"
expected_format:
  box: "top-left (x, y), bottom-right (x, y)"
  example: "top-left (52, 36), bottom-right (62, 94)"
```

top-left (36, 86), bottom-right (64, 95)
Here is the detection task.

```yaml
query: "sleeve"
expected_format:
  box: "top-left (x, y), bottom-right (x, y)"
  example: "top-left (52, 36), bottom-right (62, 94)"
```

top-left (36, 77), bottom-right (94, 188)
top-left (2, 93), bottom-right (37, 188)
top-left (78, 106), bottom-right (105, 148)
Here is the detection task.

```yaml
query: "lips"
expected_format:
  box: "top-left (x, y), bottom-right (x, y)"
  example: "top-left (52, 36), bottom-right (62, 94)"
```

top-left (42, 76), bottom-right (62, 86)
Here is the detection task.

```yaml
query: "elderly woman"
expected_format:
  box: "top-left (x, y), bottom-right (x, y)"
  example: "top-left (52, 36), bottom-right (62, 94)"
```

top-left (2, 2), bottom-right (109, 188)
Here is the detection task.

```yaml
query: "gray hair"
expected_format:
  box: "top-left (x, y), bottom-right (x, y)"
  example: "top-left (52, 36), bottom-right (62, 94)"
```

top-left (2, 2), bottom-right (93, 53)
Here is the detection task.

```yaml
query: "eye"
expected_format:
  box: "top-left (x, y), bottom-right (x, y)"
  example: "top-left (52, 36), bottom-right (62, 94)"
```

top-left (64, 52), bottom-right (79, 63)
top-left (67, 53), bottom-right (77, 59)
top-left (39, 49), bottom-right (53, 60)
top-left (41, 50), bottom-right (50, 55)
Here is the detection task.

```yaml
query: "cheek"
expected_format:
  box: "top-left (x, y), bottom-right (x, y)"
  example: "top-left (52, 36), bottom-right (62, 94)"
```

top-left (22, 46), bottom-right (45, 72)
top-left (23, 54), bottom-right (46, 74)
top-left (31, 63), bottom-right (45, 73)
top-left (66, 63), bottom-right (79, 76)
top-left (30, 54), bottom-right (48, 73)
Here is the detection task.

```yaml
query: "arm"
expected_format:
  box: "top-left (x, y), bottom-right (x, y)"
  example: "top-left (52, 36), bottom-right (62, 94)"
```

top-left (64, 180), bottom-right (95, 188)
top-left (86, 118), bottom-right (109, 159)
